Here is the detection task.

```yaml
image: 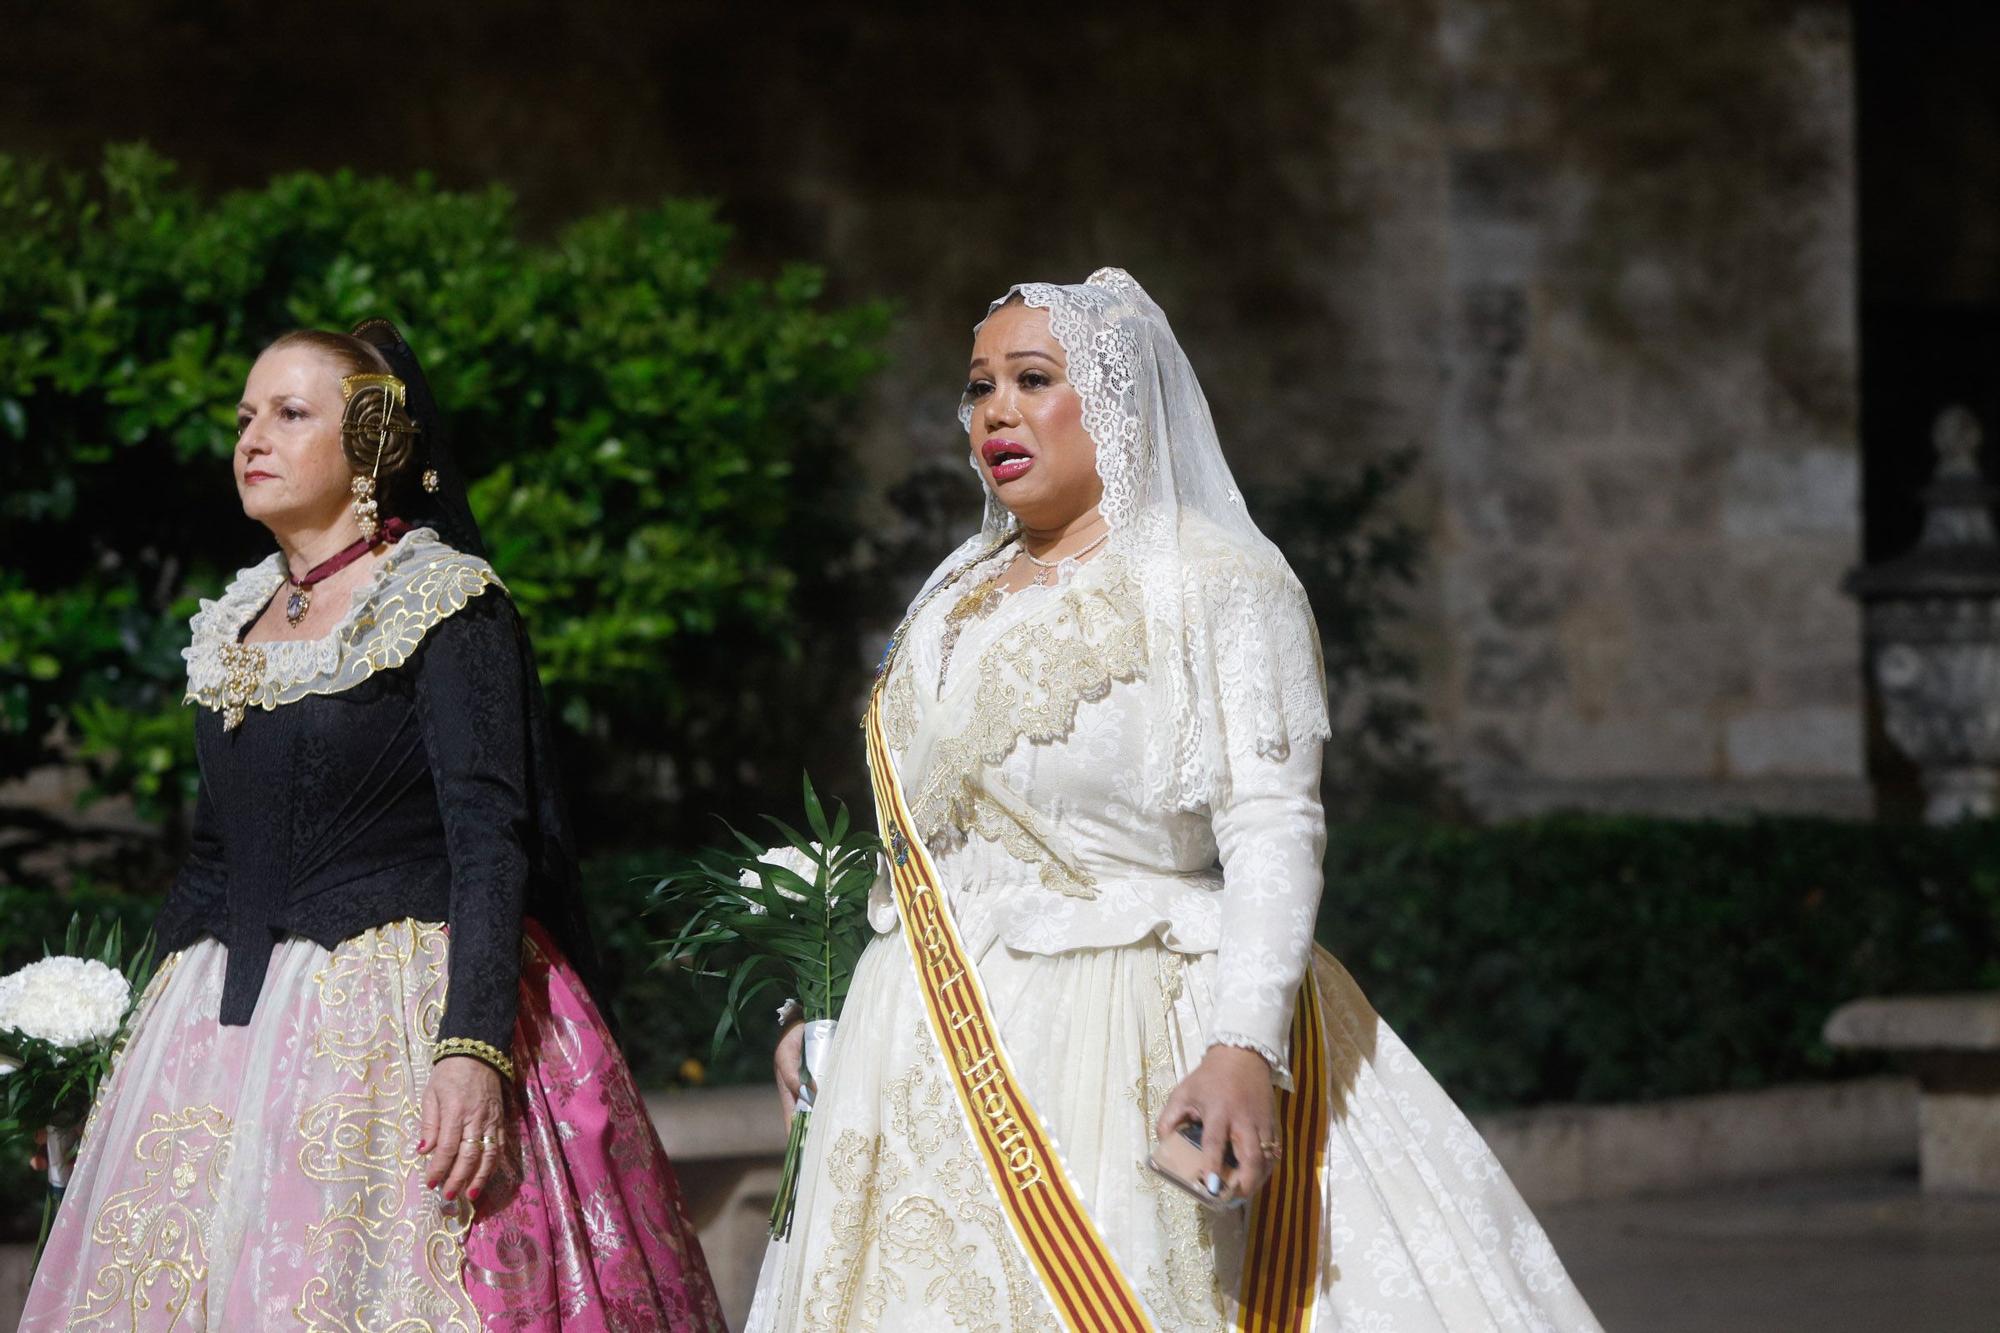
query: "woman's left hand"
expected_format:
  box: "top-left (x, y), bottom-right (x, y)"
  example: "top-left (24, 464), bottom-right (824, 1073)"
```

top-left (419, 1055), bottom-right (508, 1205)
top-left (1155, 1045), bottom-right (1279, 1204)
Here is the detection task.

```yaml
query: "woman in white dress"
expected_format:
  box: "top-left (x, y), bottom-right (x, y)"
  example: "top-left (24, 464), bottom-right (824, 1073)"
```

top-left (749, 269), bottom-right (1602, 1331)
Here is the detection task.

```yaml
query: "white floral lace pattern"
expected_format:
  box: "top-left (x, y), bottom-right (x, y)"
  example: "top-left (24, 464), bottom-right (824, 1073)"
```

top-left (959, 268), bottom-right (1330, 813)
top-left (761, 268), bottom-right (1599, 1329)
top-left (877, 538), bottom-right (1327, 1070)
top-left (748, 921), bottom-right (1603, 1331)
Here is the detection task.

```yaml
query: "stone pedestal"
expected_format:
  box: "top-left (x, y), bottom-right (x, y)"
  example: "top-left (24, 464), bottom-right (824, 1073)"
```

top-left (1825, 992), bottom-right (2000, 1193)
top-left (1848, 407), bottom-right (2000, 823)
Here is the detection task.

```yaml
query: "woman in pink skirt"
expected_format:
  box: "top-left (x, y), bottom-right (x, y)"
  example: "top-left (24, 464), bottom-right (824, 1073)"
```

top-left (20, 320), bottom-right (724, 1331)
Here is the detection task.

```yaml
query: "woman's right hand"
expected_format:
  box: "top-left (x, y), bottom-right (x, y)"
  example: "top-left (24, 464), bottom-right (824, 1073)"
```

top-left (27, 1126), bottom-right (77, 1177)
top-left (773, 1019), bottom-right (805, 1120)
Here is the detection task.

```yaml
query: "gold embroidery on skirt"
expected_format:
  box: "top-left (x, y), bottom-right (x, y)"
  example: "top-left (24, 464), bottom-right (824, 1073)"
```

top-left (801, 1128), bottom-right (895, 1327)
top-left (935, 1147), bottom-right (1040, 1328)
top-left (74, 1105), bottom-right (234, 1325)
top-left (294, 921), bottom-right (476, 1333)
top-left (803, 1017), bottom-right (1042, 1330)
top-left (1133, 948), bottom-right (1228, 1328)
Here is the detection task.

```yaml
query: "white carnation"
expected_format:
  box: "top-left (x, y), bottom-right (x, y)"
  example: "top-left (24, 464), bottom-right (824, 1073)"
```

top-left (0, 956), bottom-right (132, 1053)
top-left (738, 844), bottom-right (824, 898)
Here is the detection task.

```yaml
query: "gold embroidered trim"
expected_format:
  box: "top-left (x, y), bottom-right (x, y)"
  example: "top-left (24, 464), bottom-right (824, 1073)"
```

top-left (184, 532), bottom-right (503, 727)
top-left (963, 790), bottom-right (1097, 898)
top-left (433, 1036), bottom-right (516, 1081)
top-left (882, 666), bottom-right (918, 753)
top-left (75, 1104), bottom-right (234, 1322)
top-left (905, 557), bottom-right (1146, 898)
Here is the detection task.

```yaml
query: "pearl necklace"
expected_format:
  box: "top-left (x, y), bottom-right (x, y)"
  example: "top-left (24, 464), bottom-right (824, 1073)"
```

top-left (1021, 529), bottom-right (1111, 587)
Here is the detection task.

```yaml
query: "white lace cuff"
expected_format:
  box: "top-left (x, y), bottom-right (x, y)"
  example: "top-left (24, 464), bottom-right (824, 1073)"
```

top-left (1207, 1031), bottom-right (1294, 1091)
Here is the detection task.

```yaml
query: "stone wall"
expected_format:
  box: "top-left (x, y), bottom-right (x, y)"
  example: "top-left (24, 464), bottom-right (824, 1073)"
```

top-left (0, 0), bottom-right (1868, 816)
top-left (1423, 2), bottom-right (1866, 815)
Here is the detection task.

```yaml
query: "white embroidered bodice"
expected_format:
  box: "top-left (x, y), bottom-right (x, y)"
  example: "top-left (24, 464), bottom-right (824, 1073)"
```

top-left (873, 536), bottom-right (1328, 1077)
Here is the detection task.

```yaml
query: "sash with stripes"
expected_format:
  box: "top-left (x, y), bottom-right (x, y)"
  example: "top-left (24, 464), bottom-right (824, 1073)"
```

top-left (864, 692), bottom-right (1330, 1331)
top-left (1238, 965), bottom-right (1329, 1331)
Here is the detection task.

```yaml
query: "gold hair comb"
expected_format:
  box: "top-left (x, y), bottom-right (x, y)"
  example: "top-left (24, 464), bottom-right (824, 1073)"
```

top-left (340, 372), bottom-right (406, 404)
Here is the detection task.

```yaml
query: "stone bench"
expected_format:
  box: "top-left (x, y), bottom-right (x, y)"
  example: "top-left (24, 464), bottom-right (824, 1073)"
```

top-left (1825, 992), bottom-right (2000, 1193)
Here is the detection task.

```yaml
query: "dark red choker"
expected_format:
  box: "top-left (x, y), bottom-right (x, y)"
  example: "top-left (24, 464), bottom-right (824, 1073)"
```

top-left (284, 519), bottom-right (410, 626)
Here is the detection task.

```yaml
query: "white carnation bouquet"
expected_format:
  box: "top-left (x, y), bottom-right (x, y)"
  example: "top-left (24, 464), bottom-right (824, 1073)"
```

top-left (650, 774), bottom-right (878, 1238)
top-left (0, 916), bottom-right (155, 1249)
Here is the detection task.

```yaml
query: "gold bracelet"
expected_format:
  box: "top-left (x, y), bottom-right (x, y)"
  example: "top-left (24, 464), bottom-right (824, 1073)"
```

top-left (433, 1037), bottom-right (517, 1081)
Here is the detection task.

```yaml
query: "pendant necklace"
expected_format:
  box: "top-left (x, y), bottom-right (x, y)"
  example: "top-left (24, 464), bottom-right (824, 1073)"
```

top-left (1021, 529), bottom-right (1111, 588)
top-left (283, 518), bottom-right (409, 626)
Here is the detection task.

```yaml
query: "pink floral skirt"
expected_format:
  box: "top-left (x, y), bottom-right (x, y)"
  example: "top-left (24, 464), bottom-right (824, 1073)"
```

top-left (20, 918), bottom-right (723, 1332)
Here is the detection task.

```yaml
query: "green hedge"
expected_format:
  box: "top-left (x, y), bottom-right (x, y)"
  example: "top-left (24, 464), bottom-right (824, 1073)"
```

top-left (1323, 816), bottom-right (2000, 1110)
top-left (0, 145), bottom-right (890, 841)
top-left (599, 812), bottom-right (2000, 1109)
top-left (9, 815), bottom-right (1994, 1115)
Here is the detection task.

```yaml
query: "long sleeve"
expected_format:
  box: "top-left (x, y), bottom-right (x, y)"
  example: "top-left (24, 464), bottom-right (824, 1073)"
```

top-left (413, 591), bottom-right (532, 1069)
top-left (1201, 561), bottom-right (1329, 1087)
top-left (1208, 733), bottom-right (1326, 1086)
top-left (155, 778), bottom-right (228, 951)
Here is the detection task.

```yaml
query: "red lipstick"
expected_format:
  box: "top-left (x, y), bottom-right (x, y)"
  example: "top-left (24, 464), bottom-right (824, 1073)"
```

top-left (981, 437), bottom-right (1034, 484)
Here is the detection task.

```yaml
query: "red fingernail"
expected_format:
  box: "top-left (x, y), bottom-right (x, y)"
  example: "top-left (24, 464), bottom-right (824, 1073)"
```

top-left (468, 1187), bottom-right (481, 1202)
top-left (444, 1190), bottom-right (457, 1202)
top-left (417, 1140), bottom-right (429, 1153)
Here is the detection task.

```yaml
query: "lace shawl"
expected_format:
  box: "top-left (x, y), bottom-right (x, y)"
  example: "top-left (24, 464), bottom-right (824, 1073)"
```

top-left (183, 528), bottom-right (501, 726)
top-left (955, 268), bottom-right (1331, 812)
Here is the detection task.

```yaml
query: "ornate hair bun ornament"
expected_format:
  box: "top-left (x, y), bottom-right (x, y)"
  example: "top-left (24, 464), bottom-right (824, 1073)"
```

top-left (339, 372), bottom-right (418, 542)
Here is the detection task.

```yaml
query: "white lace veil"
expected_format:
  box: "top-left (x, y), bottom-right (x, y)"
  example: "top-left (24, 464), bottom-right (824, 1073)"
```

top-left (939, 266), bottom-right (1330, 812)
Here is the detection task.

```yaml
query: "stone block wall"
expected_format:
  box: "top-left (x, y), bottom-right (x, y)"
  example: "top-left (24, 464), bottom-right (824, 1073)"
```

top-left (1421, 1), bottom-right (1866, 815)
top-left (0, 0), bottom-right (1869, 817)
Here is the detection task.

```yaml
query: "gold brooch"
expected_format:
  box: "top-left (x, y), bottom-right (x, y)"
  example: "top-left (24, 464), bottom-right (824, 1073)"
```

top-left (946, 581), bottom-right (1002, 627)
top-left (937, 578), bottom-right (1004, 687)
top-left (217, 643), bottom-right (267, 731)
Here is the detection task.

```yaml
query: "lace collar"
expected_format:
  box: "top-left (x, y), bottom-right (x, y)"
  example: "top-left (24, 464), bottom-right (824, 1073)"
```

top-left (183, 528), bottom-right (503, 730)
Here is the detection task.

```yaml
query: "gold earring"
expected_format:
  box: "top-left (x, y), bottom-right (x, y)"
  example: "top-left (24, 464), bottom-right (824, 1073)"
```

top-left (351, 473), bottom-right (380, 541)
top-left (421, 468), bottom-right (440, 494)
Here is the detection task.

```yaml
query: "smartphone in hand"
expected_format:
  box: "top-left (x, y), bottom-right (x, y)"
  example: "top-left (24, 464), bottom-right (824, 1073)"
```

top-left (1147, 1121), bottom-right (1245, 1211)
